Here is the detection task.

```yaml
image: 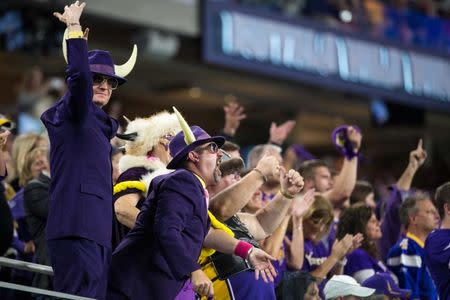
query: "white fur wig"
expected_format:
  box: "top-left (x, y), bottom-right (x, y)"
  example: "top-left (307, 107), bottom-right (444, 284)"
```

top-left (121, 111), bottom-right (180, 157)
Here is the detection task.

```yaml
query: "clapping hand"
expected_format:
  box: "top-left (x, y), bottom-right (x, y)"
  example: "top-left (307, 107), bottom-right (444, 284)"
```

top-left (291, 188), bottom-right (315, 220)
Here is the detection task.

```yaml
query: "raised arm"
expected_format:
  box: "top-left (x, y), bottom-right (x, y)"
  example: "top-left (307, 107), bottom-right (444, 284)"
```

top-left (238, 168), bottom-right (304, 240)
top-left (323, 126), bottom-right (361, 207)
top-left (396, 139), bottom-right (427, 190)
top-left (285, 189), bottom-right (315, 270)
top-left (209, 155), bottom-right (279, 222)
top-left (53, 1), bottom-right (92, 121)
top-left (380, 139), bottom-right (427, 259)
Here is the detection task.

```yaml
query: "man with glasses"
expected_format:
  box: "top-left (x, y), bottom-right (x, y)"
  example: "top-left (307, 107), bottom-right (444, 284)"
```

top-left (108, 110), bottom-right (284, 299)
top-left (40, 2), bottom-right (136, 299)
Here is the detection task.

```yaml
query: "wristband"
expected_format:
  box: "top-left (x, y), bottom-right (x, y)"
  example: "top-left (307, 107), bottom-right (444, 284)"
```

top-left (67, 30), bottom-right (84, 39)
top-left (253, 168), bottom-right (267, 183)
top-left (280, 188), bottom-right (295, 199)
top-left (234, 241), bottom-right (253, 259)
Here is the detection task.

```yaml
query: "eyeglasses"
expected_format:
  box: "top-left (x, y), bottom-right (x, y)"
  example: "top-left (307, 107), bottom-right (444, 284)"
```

top-left (196, 142), bottom-right (219, 154)
top-left (92, 74), bottom-right (119, 90)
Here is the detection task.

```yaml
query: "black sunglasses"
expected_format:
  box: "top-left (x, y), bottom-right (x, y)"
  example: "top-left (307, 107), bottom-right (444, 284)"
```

top-left (92, 74), bottom-right (119, 90)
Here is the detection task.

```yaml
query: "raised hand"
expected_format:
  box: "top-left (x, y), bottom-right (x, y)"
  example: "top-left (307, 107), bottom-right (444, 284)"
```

top-left (331, 234), bottom-right (354, 260)
top-left (191, 269), bottom-right (213, 298)
top-left (248, 248), bottom-right (277, 283)
top-left (291, 188), bottom-right (315, 220)
top-left (349, 233), bottom-right (364, 252)
top-left (279, 166), bottom-right (304, 198)
top-left (223, 101), bottom-right (246, 137)
top-left (53, 1), bottom-right (86, 26)
top-left (254, 154), bottom-right (280, 182)
top-left (409, 139), bottom-right (427, 170)
top-left (269, 120), bottom-right (296, 146)
top-left (346, 126), bottom-right (362, 152)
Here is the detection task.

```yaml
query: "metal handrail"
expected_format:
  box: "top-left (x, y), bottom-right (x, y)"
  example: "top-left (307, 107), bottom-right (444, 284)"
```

top-left (0, 281), bottom-right (96, 300)
top-left (0, 257), bottom-right (97, 299)
top-left (0, 257), bottom-right (53, 276)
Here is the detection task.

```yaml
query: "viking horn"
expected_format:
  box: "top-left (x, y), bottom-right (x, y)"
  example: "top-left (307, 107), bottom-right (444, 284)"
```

top-left (123, 115), bottom-right (132, 124)
top-left (114, 44), bottom-right (137, 78)
top-left (62, 28), bottom-right (69, 63)
top-left (173, 107), bottom-right (195, 145)
top-left (61, 28), bottom-right (137, 78)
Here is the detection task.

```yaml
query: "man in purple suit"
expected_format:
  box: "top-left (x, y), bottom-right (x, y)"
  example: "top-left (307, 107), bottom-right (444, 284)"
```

top-left (107, 109), bottom-right (281, 299)
top-left (41, 2), bottom-right (136, 298)
top-left (424, 182), bottom-right (450, 300)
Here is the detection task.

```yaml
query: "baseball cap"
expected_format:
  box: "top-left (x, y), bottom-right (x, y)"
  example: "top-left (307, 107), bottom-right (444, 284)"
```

top-left (362, 273), bottom-right (411, 299)
top-left (324, 275), bottom-right (375, 299)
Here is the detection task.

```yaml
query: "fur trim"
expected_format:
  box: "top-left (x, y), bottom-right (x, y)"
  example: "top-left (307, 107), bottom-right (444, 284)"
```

top-left (122, 111), bottom-right (181, 156)
top-left (118, 155), bottom-right (166, 174)
top-left (140, 168), bottom-right (173, 197)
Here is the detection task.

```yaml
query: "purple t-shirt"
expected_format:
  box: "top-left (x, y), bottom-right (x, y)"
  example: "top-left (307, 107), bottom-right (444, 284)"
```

top-left (424, 229), bottom-right (450, 300)
top-left (228, 269), bottom-right (275, 300)
top-left (344, 248), bottom-right (389, 283)
top-left (302, 239), bottom-right (330, 273)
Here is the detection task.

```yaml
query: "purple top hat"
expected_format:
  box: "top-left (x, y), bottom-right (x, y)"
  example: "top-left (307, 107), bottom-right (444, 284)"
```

top-left (331, 125), bottom-right (361, 160)
top-left (167, 125), bottom-right (225, 169)
top-left (88, 50), bottom-right (126, 85)
top-left (362, 273), bottom-right (411, 299)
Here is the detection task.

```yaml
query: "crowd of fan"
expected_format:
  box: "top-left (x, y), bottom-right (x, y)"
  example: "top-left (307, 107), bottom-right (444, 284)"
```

top-left (0, 1), bottom-right (449, 297)
top-left (0, 91), bottom-right (449, 299)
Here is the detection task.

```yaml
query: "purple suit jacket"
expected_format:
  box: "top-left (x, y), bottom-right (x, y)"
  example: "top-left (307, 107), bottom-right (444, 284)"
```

top-left (108, 169), bottom-right (210, 299)
top-left (41, 38), bottom-right (118, 248)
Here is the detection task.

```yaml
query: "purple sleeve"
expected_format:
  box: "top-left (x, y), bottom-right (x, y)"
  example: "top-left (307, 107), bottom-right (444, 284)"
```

top-left (379, 186), bottom-right (403, 260)
top-left (113, 167), bottom-right (148, 201)
top-left (154, 174), bottom-right (203, 278)
top-left (63, 38), bottom-right (93, 121)
top-left (11, 235), bottom-right (25, 254)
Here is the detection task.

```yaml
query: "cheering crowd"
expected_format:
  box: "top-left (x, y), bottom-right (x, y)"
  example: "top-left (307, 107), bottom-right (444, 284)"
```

top-left (0, 2), bottom-right (449, 300)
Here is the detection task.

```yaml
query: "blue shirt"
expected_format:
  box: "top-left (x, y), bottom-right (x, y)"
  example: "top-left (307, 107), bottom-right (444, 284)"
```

top-left (387, 232), bottom-right (437, 300)
top-left (424, 229), bottom-right (450, 300)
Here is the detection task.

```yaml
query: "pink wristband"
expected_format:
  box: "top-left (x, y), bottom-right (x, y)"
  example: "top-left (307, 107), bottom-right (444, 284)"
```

top-left (234, 241), bottom-right (253, 259)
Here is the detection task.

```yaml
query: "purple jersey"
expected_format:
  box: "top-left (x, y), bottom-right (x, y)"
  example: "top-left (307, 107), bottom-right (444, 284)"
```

top-left (302, 239), bottom-right (330, 273)
top-left (344, 249), bottom-right (389, 283)
top-left (424, 229), bottom-right (450, 300)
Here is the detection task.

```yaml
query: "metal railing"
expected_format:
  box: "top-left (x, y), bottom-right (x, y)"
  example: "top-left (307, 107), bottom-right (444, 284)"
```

top-left (0, 257), bottom-right (96, 300)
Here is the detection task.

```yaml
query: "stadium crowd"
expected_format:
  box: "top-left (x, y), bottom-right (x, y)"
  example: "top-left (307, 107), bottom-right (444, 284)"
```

top-left (0, 1), bottom-right (449, 300)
